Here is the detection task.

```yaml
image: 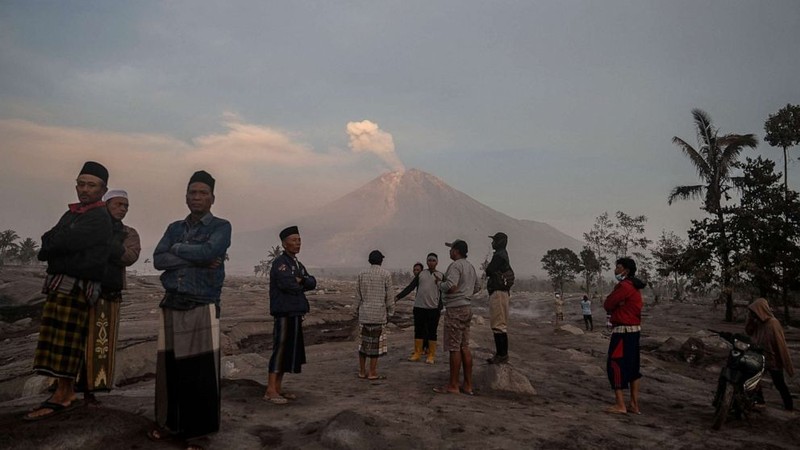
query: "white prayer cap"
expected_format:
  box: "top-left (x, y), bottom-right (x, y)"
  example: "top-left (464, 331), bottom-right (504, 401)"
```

top-left (103, 189), bottom-right (128, 202)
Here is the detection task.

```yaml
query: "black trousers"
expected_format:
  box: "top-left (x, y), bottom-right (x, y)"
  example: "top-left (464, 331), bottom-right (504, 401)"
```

top-left (413, 307), bottom-right (441, 347)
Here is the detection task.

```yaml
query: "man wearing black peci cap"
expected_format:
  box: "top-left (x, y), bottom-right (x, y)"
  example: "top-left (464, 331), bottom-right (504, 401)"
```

top-left (26, 161), bottom-right (113, 421)
top-left (149, 170), bottom-right (232, 445)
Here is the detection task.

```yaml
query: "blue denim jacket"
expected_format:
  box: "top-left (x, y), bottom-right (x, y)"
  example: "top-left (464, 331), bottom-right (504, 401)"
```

top-left (154, 212), bottom-right (232, 304)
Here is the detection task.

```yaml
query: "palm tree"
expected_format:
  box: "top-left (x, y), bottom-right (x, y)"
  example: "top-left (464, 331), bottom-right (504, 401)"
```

top-left (0, 229), bottom-right (20, 265)
top-left (17, 238), bottom-right (39, 264)
top-left (668, 109), bottom-right (757, 321)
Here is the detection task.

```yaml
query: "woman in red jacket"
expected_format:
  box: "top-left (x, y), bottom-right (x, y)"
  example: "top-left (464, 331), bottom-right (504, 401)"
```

top-left (604, 257), bottom-right (646, 415)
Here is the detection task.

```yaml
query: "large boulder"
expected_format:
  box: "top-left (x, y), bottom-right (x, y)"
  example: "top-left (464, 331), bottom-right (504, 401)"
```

top-left (478, 363), bottom-right (536, 395)
top-left (555, 324), bottom-right (584, 335)
top-left (114, 341), bottom-right (157, 386)
top-left (319, 410), bottom-right (387, 450)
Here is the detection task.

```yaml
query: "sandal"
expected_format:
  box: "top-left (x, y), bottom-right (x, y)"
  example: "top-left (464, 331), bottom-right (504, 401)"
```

top-left (263, 395), bottom-right (288, 405)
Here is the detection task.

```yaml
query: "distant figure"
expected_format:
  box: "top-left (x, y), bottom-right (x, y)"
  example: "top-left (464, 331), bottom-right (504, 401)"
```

top-left (356, 250), bottom-right (394, 379)
top-left (746, 298), bottom-right (794, 411)
top-left (604, 257), bottom-right (645, 415)
top-left (265, 225), bottom-right (317, 404)
top-left (149, 170), bottom-right (231, 446)
top-left (396, 255), bottom-right (443, 364)
top-left (79, 189), bottom-right (141, 400)
top-left (554, 293), bottom-right (564, 327)
top-left (485, 232), bottom-right (513, 364)
top-left (434, 239), bottom-right (481, 395)
top-left (580, 294), bottom-right (593, 331)
top-left (26, 162), bottom-right (112, 421)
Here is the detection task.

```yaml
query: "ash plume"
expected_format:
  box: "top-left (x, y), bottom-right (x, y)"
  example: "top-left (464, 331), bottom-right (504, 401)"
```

top-left (346, 120), bottom-right (404, 172)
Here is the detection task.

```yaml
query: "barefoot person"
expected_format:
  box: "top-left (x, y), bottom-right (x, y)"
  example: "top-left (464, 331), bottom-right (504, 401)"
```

top-left (150, 170), bottom-right (232, 448)
top-left (25, 162), bottom-right (113, 421)
top-left (434, 239), bottom-right (481, 395)
top-left (604, 257), bottom-right (645, 415)
top-left (79, 189), bottom-right (141, 402)
top-left (396, 255), bottom-right (443, 364)
top-left (265, 225), bottom-right (317, 404)
top-left (746, 298), bottom-right (794, 411)
top-left (356, 250), bottom-right (394, 379)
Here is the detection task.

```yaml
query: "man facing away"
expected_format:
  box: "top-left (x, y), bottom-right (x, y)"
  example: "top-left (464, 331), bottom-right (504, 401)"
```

top-left (149, 170), bottom-right (232, 447)
top-left (356, 250), bottom-right (394, 380)
top-left (25, 161), bottom-right (113, 420)
top-left (80, 189), bottom-right (141, 400)
top-left (580, 294), bottom-right (593, 331)
top-left (434, 239), bottom-right (481, 395)
top-left (485, 232), bottom-right (512, 364)
top-left (265, 225), bottom-right (317, 404)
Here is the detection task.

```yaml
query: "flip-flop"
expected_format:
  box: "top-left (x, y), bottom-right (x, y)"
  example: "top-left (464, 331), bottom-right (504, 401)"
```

top-left (281, 393), bottom-right (297, 400)
top-left (263, 395), bottom-right (289, 405)
top-left (23, 399), bottom-right (84, 421)
top-left (367, 375), bottom-right (387, 380)
top-left (357, 374), bottom-right (367, 380)
top-left (433, 386), bottom-right (459, 394)
top-left (604, 407), bottom-right (628, 415)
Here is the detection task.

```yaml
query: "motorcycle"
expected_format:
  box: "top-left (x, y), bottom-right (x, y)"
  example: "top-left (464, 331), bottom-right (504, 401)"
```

top-left (709, 330), bottom-right (765, 430)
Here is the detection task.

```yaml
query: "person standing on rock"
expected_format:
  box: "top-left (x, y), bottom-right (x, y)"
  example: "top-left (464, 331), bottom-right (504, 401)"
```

top-left (604, 257), bottom-right (645, 415)
top-left (149, 170), bottom-right (231, 446)
top-left (485, 232), bottom-right (513, 364)
top-left (356, 250), bottom-right (394, 379)
top-left (745, 298), bottom-right (794, 411)
top-left (25, 161), bottom-right (113, 421)
top-left (396, 255), bottom-right (444, 364)
top-left (434, 239), bottom-right (481, 395)
top-left (580, 294), bottom-right (593, 331)
top-left (265, 225), bottom-right (317, 404)
top-left (79, 189), bottom-right (141, 401)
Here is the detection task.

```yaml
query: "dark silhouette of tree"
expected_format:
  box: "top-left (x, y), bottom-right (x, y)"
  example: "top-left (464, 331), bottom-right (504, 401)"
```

top-left (17, 238), bottom-right (39, 264)
top-left (652, 230), bottom-right (686, 301)
top-left (541, 248), bottom-right (582, 295)
top-left (583, 212), bottom-right (613, 291)
top-left (608, 211), bottom-right (651, 259)
top-left (579, 247), bottom-right (600, 293)
top-left (0, 229), bottom-right (20, 265)
top-left (668, 109), bottom-right (757, 321)
top-left (764, 103), bottom-right (800, 198)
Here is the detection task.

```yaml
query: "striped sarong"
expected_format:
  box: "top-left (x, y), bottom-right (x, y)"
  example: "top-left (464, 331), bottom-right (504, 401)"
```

top-left (156, 304), bottom-right (220, 439)
top-left (358, 324), bottom-right (387, 357)
top-left (33, 290), bottom-right (89, 378)
top-left (81, 297), bottom-right (122, 391)
top-left (269, 316), bottom-right (306, 374)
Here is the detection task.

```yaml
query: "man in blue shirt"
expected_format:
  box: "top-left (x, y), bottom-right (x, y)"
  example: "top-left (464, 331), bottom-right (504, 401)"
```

top-left (149, 170), bottom-right (231, 446)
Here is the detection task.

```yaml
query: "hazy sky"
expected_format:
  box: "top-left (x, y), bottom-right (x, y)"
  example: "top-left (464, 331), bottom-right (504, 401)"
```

top-left (2, 1), bottom-right (799, 260)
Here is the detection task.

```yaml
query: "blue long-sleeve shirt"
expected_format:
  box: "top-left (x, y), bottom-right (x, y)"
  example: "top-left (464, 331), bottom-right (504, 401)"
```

top-left (269, 252), bottom-right (317, 316)
top-left (154, 212), bottom-right (231, 304)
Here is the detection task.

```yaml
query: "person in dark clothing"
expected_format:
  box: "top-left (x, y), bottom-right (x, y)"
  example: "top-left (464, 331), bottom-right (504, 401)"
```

top-left (604, 257), bottom-right (646, 415)
top-left (485, 232), bottom-right (512, 364)
top-left (26, 161), bottom-right (113, 421)
top-left (265, 225), bottom-right (317, 404)
top-left (746, 298), bottom-right (794, 410)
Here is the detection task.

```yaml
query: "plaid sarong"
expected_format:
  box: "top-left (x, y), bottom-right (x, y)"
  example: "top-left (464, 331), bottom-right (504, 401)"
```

top-left (358, 324), bottom-right (387, 357)
top-left (156, 304), bottom-right (221, 439)
top-left (269, 316), bottom-right (306, 374)
top-left (33, 290), bottom-right (89, 378)
top-left (80, 297), bottom-right (122, 391)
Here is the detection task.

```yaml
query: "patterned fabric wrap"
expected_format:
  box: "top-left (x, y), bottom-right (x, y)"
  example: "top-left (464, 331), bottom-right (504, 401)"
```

top-left (443, 305), bottom-right (473, 352)
top-left (607, 331), bottom-right (642, 390)
top-left (81, 297), bottom-right (122, 391)
top-left (156, 304), bottom-right (221, 439)
top-left (269, 316), bottom-right (306, 374)
top-left (358, 324), bottom-right (387, 357)
top-left (33, 290), bottom-right (89, 378)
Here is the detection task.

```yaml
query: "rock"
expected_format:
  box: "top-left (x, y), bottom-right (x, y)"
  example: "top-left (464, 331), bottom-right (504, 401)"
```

top-left (555, 324), bottom-right (584, 335)
top-left (114, 341), bottom-right (157, 386)
top-left (478, 363), bottom-right (536, 395)
top-left (221, 353), bottom-right (268, 382)
top-left (680, 337), bottom-right (705, 364)
top-left (657, 337), bottom-right (683, 354)
top-left (319, 410), bottom-right (386, 450)
top-left (13, 317), bottom-right (32, 327)
top-left (22, 375), bottom-right (50, 397)
top-left (473, 315), bottom-right (485, 326)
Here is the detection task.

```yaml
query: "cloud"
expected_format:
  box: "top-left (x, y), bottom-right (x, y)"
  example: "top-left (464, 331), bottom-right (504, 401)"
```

top-left (346, 120), bottom-right (404, 172)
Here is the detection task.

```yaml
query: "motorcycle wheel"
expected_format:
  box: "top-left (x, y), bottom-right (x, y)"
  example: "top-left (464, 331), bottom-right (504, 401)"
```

top-left (711, 382), bottom-right (734, 430)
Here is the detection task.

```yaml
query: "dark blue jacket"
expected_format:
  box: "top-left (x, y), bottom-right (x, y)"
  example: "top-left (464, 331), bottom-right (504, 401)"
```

top-left (38, 202), bottom-right (112, 281)
top-left (269, 252), bottom-right (317, 316)
top-left (153, 212), bottom-right (231, 304)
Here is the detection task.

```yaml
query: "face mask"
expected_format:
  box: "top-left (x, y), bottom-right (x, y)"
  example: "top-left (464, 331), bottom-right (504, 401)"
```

top-left (615, 273), bottom-right (625, 281)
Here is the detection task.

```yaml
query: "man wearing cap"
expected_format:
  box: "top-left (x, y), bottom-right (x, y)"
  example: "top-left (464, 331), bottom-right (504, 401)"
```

top-left (265, 225), bottom-right (317, 404)
top-left (150, 170), bottom-right (231, 444)
top-left (26, 161), bottom-right (113, 420)
top-left (485, 232), bottom-right (513, 364)
top-left (356, 250), bottom-right (394, 380)
top-left (79, 189), bottom-right (141, 399)
top-left (434, 240), bottom-right (481, 395)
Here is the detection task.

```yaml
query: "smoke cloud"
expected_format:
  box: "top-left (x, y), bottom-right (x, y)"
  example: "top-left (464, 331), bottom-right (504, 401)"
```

top-left (346, 120), bottom-right (404, 172)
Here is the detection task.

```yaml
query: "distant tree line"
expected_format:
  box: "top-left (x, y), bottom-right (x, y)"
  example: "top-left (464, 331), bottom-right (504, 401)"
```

top-left (0, 230), bottom-right (40, 266)
top-left (540, 104), bottom-right (800, 325)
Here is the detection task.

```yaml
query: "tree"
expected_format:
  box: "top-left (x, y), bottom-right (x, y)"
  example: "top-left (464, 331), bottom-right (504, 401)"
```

top-left (727, 157), bottom-right (800, 323)
top-left (608, 211), bottom-right (651, 259)
top-left (668, 109), bottom-right (758, 321)
top-left (255, 245), bottom-right (284, 277)
top-left (764, 103), bottom-right (800, 197)
top-left (541, 248), bottom-right (582, 294)
top-left (0, 229), bottom-right (20, 265)
top-left (579, 247), bottom-right (601, 293)
top-left (651, 230), bottom-right (687, 301)
top-left (16, 238), bottom-right (39, 264)
top-left (583, 212), bottom-right (613, 291)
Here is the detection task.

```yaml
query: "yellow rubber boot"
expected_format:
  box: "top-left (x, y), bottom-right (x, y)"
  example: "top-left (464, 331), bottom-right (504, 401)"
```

top-left (425, 341), bottom-right (437, 364)
top-left (408, 339), bottom-right (424, 361)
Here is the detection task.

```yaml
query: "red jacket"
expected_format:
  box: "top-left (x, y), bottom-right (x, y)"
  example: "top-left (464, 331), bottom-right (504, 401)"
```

top-left (603, 278), bottom-right (643, 326)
